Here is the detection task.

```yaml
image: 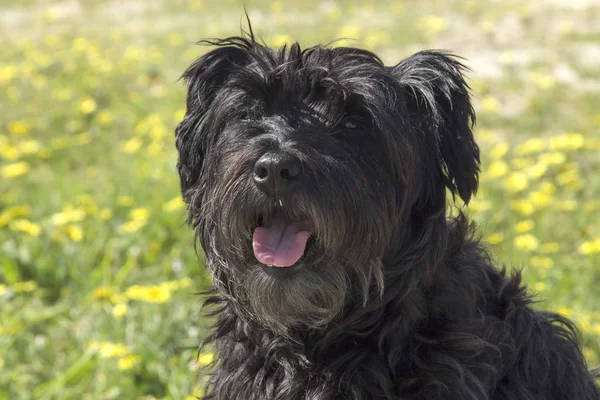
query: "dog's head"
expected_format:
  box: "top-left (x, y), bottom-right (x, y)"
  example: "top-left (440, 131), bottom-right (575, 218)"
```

top-left (175, 34), bottom-right (479, 334)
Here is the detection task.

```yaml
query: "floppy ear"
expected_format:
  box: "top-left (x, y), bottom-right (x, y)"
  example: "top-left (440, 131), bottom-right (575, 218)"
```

top-left (391, 51), bottom-right (480, 204)
top-left (175, 43), bottom-right (251, 194)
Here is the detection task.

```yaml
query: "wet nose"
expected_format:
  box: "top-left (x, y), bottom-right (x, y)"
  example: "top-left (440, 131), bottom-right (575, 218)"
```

top-left (253, 152), bottom-right (302, 195)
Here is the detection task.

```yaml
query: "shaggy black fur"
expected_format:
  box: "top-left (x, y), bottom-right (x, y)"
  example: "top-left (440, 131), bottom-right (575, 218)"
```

top-left (175, 28), bottom-right (600, 399)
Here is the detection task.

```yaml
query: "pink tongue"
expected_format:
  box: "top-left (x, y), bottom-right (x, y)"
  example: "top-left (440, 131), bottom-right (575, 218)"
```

top-left (252, 214), bottom-right (312, 267)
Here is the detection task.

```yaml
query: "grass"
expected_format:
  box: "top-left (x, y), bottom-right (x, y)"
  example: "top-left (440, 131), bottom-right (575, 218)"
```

top-left (1, 0), bottom-right (599, 398)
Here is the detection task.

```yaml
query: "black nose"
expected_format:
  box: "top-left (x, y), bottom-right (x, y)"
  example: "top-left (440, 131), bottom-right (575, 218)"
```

top-left (253, 152), bottom-right (302, 195)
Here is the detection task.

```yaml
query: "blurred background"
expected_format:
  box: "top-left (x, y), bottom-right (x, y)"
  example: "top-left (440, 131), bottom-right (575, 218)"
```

top-left (0, 0), bottom-right (599, 398)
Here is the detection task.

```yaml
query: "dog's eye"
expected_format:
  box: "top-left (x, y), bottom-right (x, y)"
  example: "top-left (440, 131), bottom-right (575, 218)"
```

top-left (344, 120), bottom-right (358, 129)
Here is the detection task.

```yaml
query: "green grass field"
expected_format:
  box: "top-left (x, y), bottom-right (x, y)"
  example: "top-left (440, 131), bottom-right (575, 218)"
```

top-left (1, 0), bottom-right (599, 398)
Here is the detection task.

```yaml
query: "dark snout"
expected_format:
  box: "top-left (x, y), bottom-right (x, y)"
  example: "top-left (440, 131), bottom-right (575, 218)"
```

top-left (253, 152), bottom-right (302, 196)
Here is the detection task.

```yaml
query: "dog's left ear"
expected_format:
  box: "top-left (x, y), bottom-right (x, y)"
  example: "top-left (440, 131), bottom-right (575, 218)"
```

top-left (176, 42), bottom-right (252, 194)
top-left (390, 51), bottom-right (480, 204)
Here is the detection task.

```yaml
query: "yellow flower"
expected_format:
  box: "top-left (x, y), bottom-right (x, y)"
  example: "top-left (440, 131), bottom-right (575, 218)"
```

top-left (539, 182), bottom-right (556, 194)
top-left (541, 242), bottom-right (561, 254)
top-left (18, 140), bottom-right (42, 154)
top-left (9, 219), bottom-right (42, 236)
top-left (514, 234), bottom-right (539, 251)
top-left (0, 284), bottom-right (7, 296)
top-left (99, 208), bottom-right (113, 220)
top-left (486, 232), bottom-right (504, 245)
top-left (163, 197), bottom-right (185, 213)
top-left (89, 341), bottom-right (129, 358)
top-left (125, 284), bottom-right (171, 303)
top-left (511, 200), bottom-right (535, 216)
top-left (1, 161), bottom-right (30, 179)
top-left (517, 138), bottom-right (546, 155)
top-left (481, 96), bottom-right (499, 113)
top-left (198, 352), bottom-right (214, 366)
top-left (578, 239), bottom-right (600, 255)
top-left (469, 198), bottom-right (491, 213)
top-left (539, 152), bottom-right (566, 165)
top-left (533, 282), bottom-right (546, 292)
top-left (118, 354), bottom-right (140, 370)
top-left (91, 286), bottom-right (113, 301)
top-left (531, 256), bottom-right (554, 269)
top-left (13, 281), bottom-right (38, 292)
top-left (0, 205), bottom-right (31, 227)
top-left (528, 191), bottom-right (551, 208)
top-left (337, 25), bottom-right (362, 39)
top-left (130, 208), bottom-right (149, 221)
top-left (486, 160), bottom-right (508, 179)
top-left (419, 15), bottom-right (447, 35)
top-left (51, 208), bottom-right (86, 226)
top-left (505, 172), bottom-right (529, 192)
top-left (7, 120), bottom-right (31, 136)
top-left (117, 196), bottom-right (134, 207)
top-left (97, 110), bottom-right (114, 126)
top-left (556, 306), bottom-right (572, 317)
top-left (515, 220), bottom-right (534, 233)
top-left (511, 157), bottom-right (532, 169)
top-left (66, 224), bottom-right (83, 242)
top-left (0, 143), bottom-right (20, 160)
top-left (123, 137), bottom-right (143, 154)
top-left (549, 133), bottom-right (584, 150)
top-left (555, 200), bottom-right (576, 211)
top-left (490, 142), bottom-right (509, 159)
top-left (112, 303), bottom-right (128, 319)
top-left (271, 34), bottom-right (292, 47)
top-left (79, 97), bottom-right (97, 114)
top-left (527, 72), bottom-right (556, 90)
top-left (524, 162), bottom-right (547, 179)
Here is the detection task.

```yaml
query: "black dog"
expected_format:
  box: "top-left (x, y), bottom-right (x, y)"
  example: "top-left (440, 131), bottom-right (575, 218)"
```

top-left (175, 30), bottom-right (600, 399)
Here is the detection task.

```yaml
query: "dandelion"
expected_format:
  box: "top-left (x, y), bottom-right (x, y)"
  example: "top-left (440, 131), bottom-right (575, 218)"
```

top-left (419, 15), bottom-right (447, 36)
top-left (125, 284), bottom-right (171, 303)
top-left (0, 143), bottom-right (20, 160)
top-left (7, 120), bottom-right (31, 136)
top-left (79, 97), bottom-right (97, 114)
top-left (555, 200), bottom-right (576, 211)
top-left (97, 110), bottom-right (114, 126)
top-left (528, 191), bottom-right (551, 208)
top-left (486, 232), bottom-right (504, 245)
top-left (517, 138), bottom-right (546, 155)
top-left (511, 200), bottom-right (535, 216)
top-left (556, 306), bottom-right (572, 317)
top-left (13, 281), bottom-right (38, 292)
top-left (118, 354), bottom-right (140, 370)
top-left (270, 33), bottom-right (292, 48)
top-left (481, 96), bottom-right (499, 113)
top-left (505, 172), bottom-right (529, 192)
top-left (66, 224), bottom-right (83, 242)
top-left (163, 197), bottom-right (185, 213)
top-left (9, 219), bottom-right (42, 236)
top-left (91, 286), bottom-right (113, 301)
top-left (485, 161), bottom-right (508, 179)
top-left (524, 162), bottom-right (547, 179)
top-left (1, 161), bottom-right (30, 179)
top-left (117, 196), bottom-right (134, 207)
top-left (0, 205), bottom-right (31, 227)
top-left (130, 208), bottom-right (150, 221)
top-left (112, 303), bottom-right (128, 319)
top-left (123, 137), bottom-right (143, 154)
top-left (539, 152), bottom-right (566, 165)
top-left (531, 256), bottom-right (554, 269)
top-left (198, 352), bottom-right (214, 366)
top-left (51, 208), bottom-right (86, 226)
top-left (469, 198), bottom-right (491, 213)
top-left (578, 239), bottom-right (600, 255)
top-left (527, 72), bottom-right (556, 90)
top-left (18, 140), bottom-right (42, 154)
top-left (490, 142), bottom-right (509, 160)
top-left (514, 234), bottom-right (539, 251)
top-left (541, 242), bottom-right (561, 254)
top-left (89, 341), bottom-right (129, 358)
top-left (0, 284), bottom-right (7, 296)
top-left (515, 220), bottom-right (534, 233)
top-left (99, 208), bottom-right (113, 220)
top-left (549, 133), bottom-right (584, 151)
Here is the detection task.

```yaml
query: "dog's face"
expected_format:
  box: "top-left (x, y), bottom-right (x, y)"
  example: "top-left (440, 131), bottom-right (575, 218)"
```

top-left (175, 36), bottom-right (479, 334)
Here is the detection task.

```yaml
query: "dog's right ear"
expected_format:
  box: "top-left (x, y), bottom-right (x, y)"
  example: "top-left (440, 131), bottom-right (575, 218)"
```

top-left (176, 44), bottom-right (251, 194)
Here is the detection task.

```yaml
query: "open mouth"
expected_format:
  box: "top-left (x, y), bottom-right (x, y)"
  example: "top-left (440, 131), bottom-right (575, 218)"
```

top-left (252, 211), bottom-right (313, 267)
